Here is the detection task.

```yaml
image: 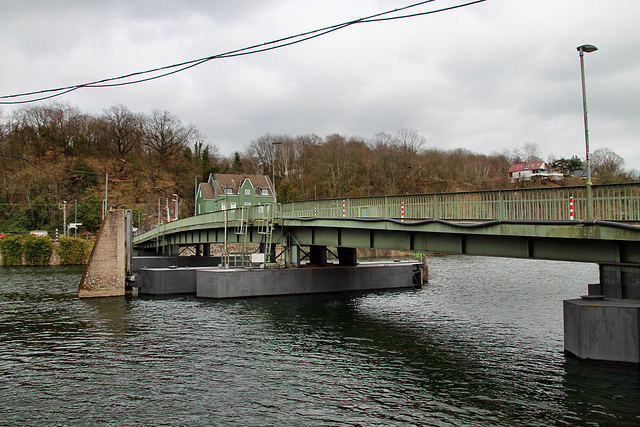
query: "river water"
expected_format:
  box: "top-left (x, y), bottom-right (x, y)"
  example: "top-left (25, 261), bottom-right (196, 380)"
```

top-left (1, 256), bottom-right (639, 426)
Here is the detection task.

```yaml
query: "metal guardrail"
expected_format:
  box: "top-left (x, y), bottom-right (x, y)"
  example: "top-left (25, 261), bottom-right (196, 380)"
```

top-left (280, 182), bottom-right (640, 222)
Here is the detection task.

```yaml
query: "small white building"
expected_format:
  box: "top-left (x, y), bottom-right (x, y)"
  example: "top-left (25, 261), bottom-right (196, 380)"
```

top-left (508, 161), bottom-right (563, 183)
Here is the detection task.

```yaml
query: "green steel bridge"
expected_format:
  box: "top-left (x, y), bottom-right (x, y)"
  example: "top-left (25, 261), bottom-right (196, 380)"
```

top-left (131, 182), bottom-right (640, 363)
top-left (134, 182), bottom-right (640, 270)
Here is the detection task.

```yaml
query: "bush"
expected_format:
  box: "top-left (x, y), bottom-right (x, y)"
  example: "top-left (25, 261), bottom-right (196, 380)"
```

top-left (78, 193), bottom-right (104, 232)
top-left (0, 235), bottom-right (24, 266)
top-left (24, 235), bottom-right (53, 266)
top-left (56, 237), bottom-right (89, 265)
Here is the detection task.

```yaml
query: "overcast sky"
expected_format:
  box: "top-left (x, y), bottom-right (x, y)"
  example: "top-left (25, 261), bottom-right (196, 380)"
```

top-left (1, 0), bottom-right (639, 170)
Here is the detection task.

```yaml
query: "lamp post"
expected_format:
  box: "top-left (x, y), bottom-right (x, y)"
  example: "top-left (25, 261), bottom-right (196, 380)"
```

top-left (172, 194), bottom-right (179, 221)
top-left (194, 175), bottom-right (202, 216)
top-left (272, 141), bottom-right (282, 198)
top-left (577, 43), bottom-right (598, 220)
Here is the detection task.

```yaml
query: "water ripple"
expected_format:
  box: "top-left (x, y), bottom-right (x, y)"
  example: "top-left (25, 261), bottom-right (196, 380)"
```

top-left (1, 259), bottom-right (639, 425)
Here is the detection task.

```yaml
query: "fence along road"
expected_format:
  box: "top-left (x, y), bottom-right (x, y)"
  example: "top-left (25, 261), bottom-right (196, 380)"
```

top-left (280, 182), bottom-right (640, 222)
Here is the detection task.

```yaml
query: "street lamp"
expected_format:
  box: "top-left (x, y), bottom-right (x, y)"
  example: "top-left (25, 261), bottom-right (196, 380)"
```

top-left (577, 43), bottom-right (598, 220)
top-left (272, 141), bottom-right (282, 198)
top-left (172, 194), bottom-right (179, 221)
top-left (194, 175), bottom-right (202, 216)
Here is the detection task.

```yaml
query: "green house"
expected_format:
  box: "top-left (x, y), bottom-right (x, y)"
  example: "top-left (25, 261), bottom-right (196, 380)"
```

top-left (195, 173), bottom-right (277, 215)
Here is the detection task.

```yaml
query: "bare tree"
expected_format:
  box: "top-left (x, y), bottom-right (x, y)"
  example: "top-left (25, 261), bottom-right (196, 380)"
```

top-left (143, 109), bottom-right (195, 163)
top-left (10, 102), bottom-right (83, 158)
top-left (369, 132), bottom-right (394, 149)
top-left (394, 128), bottom-right (425, 154)
top-left (591, 147), bottom-right (625, 176)
top-left (523, 142), bottom-right (542, 162)
top-left (103, 104), bottom-right (143, 157)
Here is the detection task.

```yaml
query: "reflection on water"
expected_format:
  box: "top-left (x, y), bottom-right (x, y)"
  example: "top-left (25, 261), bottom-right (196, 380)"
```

top-left (0, 258), bottom-right (639, 426)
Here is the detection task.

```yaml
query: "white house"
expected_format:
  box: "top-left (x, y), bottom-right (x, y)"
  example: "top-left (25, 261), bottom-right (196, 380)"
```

top-left (508, 161), bottom-right (563, 183)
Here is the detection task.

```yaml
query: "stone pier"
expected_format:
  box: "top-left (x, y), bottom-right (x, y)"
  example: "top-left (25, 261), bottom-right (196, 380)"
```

top-left (78, 210), bottom-right (131, 298)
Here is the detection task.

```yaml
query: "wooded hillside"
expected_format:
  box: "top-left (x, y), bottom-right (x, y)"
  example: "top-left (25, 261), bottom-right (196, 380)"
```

top-left (0, 102), bottom-right (635, 234)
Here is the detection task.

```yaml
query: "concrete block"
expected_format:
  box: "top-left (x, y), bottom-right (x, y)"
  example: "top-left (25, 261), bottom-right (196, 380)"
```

top-left (137, 267), bottom-right (208, 295)
top-left (564, 298), bottom-right (640, 363)
top-left (197, 262), bottom-right (421, 299)
top-left (133, 256), bottom-right (222, 271)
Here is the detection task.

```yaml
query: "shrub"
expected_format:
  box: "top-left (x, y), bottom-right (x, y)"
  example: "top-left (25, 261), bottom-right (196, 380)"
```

top-left (78, 193), bottom-right (103, 232)
top-left (56, 237), bottom-right (89, 265)
top-left (24, 235), bottom-right (53, 266)
top-left (0, 235), bottom-right (24, 266)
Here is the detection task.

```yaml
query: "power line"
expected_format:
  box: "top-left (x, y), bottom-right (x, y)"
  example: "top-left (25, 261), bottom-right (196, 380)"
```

top-left (0, 0), bottom-right (486, 105)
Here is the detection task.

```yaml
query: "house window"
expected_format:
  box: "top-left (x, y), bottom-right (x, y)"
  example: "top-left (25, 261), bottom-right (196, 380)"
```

top-left (230, 202), bottom-right (236, 209)
top-left (244, 202), bottom-right (251, 206)
top-left (245, 189), bottom-right (251, 196)
top-left (261, 188), bottom-right (269, 196)
top-left (225, 187), bottom-right (233, 195)
top-left (221, 202), bottom-right (226, 210)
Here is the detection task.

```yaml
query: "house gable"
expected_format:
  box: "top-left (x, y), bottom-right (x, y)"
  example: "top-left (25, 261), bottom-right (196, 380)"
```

top-left (195, 173), bottom-right (277, 214)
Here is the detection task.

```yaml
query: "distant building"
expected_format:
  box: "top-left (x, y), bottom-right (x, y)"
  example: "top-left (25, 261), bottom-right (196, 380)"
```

top-left (507, 161), bottom-right (563, 183)
top-left (195, 173), bottom-right (276, 215)
top-left (573, 168), bottom-right (599, 179)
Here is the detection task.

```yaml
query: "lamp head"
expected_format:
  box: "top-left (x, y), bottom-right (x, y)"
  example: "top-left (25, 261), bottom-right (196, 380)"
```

top-left (577, 44), bottom-right (598, 53)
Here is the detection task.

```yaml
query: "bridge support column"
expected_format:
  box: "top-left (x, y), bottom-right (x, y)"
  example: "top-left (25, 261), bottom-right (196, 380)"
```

top-left (564, 263), bottom-right (640, 364)
top-left (338, 247), bottom-right (357, 266)
top-left (285, 242), bottom-right (301, 268)
top-left (309, 245), bottom-right (327, 266)
top-left (196, 243), bottom-right (211, 257)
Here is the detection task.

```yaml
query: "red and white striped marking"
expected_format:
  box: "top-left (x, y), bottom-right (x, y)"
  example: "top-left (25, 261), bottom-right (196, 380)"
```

top-left (314, 207), bottom-right (317, 217)
top-left (342, 200), bottom-right (346, 217)
top-left (570, 196), bottom-right (574, 220)
top-left (401, 201), bottom-right (405, 220)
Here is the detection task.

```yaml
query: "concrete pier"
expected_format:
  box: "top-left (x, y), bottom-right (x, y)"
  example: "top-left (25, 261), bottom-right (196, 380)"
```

top-left (79, 210), bottom-right (130, 298)
top-left (564, 298), bottom-right (640, 363)
top-left (564, 263), bottom-right (640, 363)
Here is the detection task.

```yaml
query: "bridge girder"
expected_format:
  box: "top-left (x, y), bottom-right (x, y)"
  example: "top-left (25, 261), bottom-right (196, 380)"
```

top-left (134, 217), bottom-right (640, 266)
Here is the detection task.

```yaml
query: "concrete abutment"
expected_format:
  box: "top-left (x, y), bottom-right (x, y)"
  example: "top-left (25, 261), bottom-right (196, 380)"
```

top-left (564, 263), bottom-right (640, 363)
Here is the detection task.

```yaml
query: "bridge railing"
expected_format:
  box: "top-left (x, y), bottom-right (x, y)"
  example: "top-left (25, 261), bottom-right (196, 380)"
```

top-left (136, 203), bottom-right (282, 241)
top-left (280, 183), bottom-right (640, 221)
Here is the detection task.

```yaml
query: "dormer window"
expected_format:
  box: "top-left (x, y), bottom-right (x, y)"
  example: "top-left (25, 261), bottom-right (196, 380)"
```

top-left (261, 188), bottom-right (269, 196)
top-left (225, 187), bottom-right (233, 195)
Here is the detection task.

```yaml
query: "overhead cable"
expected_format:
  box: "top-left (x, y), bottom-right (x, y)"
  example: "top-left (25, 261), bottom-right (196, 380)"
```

top-left (0, 0), bottom-right (485, 105)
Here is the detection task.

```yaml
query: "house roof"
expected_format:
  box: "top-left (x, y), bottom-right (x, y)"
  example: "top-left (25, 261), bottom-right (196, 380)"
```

top-left (573, 168), bottom-right (599, 178)
top-left (199, 182), bottom-right (215, 199)
top-left (201, 173), bottom-right (275, 198)
top-left (507, 161), bottom-right (546, 173)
